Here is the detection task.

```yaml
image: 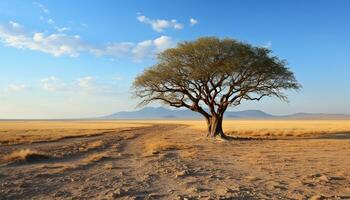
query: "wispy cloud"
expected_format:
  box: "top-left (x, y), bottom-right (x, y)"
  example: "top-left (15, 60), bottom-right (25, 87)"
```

top-left (137, 14), bottom-right (184, 32)
top-left (54, 26), bottom-right (70, 32)
top-left (4, 84), bottom-right (27, 92)
top-left (0, 21), bottom-right (175, 60)
top-left (33, 2), bottom-right (49, 14)
top-left (90, 42), bottom-right (134, 58)
top-left (34, 2), bottom-right (71, 33)
top-left (40, 76), bottom-right (95, 93)
top-left (153, 35), bottom-right (173, 51)
top-left (40, 76), bottom-right (65, 91)
top-left (132, 40), bottom-right (153, 60)
top-left (190, 18), bottom-right (198, 26)
top-left (9, 21), bottom-right (22, 29)
top-left (39, 76), bottom-right (119, 96)
top-left (77, 76), bottom-right (94, 90)
top-left (132, 35), bottom-right (174, 60)
top-left (47, 18), bottom-right (55, 24)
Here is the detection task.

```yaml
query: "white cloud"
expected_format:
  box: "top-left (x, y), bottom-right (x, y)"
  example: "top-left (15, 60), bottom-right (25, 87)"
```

top-left (54, 26), bottom-right (70, 32)
top-left (137, 14), bottom-right (184, 32)
top-left (90, 42), bottom-right (134, 57)
top-left (33, 2), bottom-right (49, 14)
top-left (40, 76), bottom-right (64, 91)
top-left (33, 32), bottom-right (43, 42)
top-left (77, 76), bottom-right (94, 89)
top-left (137, 15), bottom-right (147, 22)
top-left (153, 35), bottom-right (173, 52)
top-left (0, 21), bottom-right (175, 60)
top-left (4, 84), bottom-right (27, 92)
top-left (132, 40), bottom-right (153, 60)
top-left (47, 18), bottom-right (55, 24)
top-left (190, 18), bottom-right (198, 26)
top-left (74, 76), bottom-right (122, 95)
top-left (0, 24), bottom-right (84, 57)
top-left (40, 76), bottom-right (96, 93)
top-left (9, 21), bottom-right (22, 29)
top-left (132, 36), bottom-right (174, 60)
top-left (174, 24), bottom-right (183, 29)
top-left (33, 3), bottom-right (67, 33)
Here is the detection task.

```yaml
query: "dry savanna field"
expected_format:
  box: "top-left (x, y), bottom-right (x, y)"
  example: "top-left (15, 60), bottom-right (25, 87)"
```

top-left (0, 120), bottom-right (350, 199)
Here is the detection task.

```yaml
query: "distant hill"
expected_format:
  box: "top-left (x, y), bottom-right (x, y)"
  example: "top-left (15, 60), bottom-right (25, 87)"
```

top-left (103, 107), bottom-right (202, 119)
top-left (102, 107), bottom-right (350, 119)
top-left (281, 112), bottom-right (350, 119)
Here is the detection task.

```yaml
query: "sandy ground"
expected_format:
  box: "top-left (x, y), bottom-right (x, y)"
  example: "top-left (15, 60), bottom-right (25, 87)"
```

top-left (0, 122), bottom-right (350, 199)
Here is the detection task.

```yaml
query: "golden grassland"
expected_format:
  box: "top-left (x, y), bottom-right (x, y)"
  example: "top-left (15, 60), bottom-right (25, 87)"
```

top-left (164, 119), bottom-right (350, 137)
top-left (1, 119), bottom-right (350, 145)
top-left (0, 121), bottom-right (149, 145)
top-left (0, 120), bottom-right (149, 130)
top-left (110, 119), bottom-right (350, 137)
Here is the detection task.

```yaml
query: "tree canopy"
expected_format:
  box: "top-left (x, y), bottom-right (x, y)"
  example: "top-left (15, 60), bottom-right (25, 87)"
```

top-left (133, 37), bottom-right (301, 138)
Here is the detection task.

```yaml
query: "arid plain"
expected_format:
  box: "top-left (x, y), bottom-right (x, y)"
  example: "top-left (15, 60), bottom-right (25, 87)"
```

top-left (0, 120), bottom-right (350, 199)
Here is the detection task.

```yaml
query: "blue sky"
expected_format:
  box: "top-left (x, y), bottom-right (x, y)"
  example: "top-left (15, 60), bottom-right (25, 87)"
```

top-left (0, 0), bottom-right (349, 118)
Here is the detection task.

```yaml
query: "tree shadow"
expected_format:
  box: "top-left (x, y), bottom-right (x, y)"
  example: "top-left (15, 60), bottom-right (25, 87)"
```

top-left (219, 135), bottom-right (269, 141)
top-left (221, 132), bottom-right (350, 141)
top-left (313, 132), bottom-right (350, 140)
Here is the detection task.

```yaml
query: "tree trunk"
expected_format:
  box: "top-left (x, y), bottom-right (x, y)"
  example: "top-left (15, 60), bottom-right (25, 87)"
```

top-left (207, 115), bottom-right (226, 138)
top-left (206, 117), bottom-right (212, 135)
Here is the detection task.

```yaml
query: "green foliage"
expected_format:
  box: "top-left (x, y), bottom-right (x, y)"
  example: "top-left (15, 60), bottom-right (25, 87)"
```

top-left (133, 37), bottom-right (301, 118)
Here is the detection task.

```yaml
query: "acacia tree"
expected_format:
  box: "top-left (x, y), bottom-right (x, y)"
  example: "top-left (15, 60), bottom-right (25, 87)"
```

top-left (133, 37), bottom-right (301, 138)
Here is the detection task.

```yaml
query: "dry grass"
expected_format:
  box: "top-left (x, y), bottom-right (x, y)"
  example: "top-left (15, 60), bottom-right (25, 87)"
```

top-left (86, 140), bottom-right (104, 149)
top-left (143, 138), bottom-right (188, 155)
top-left (0, 121), bottom-right (149, 130)
top-left (222, 120), bottom-right (350, 137)
top-left (35, 152), bottom-right (111, 175)
top-left (61, 152), bottom-right (110, 171)
top-left (153, 119), bottom-right (350, 137)
top-left (0, 121), bottom-right (149, 145)
top-left (0, 129), bottom-right (105, 145)
top-left (81, 152), bottom-right (109, 163)
top-left (1, 119), bottom-right (349, 146)
top-left (1, 149), bottom-right (50, 164)
top-left (79, 140), bottom-right (105, 152)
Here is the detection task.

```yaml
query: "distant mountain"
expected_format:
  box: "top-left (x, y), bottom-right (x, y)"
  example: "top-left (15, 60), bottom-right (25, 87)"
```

top-left (225, 110), bottom-right (273, 118)
top-left (281, 112), bottom-right (350, 119)
top-left (103, 107), bottom-right (202, 119)
top-left (102, 107), bottom-right (350, 119)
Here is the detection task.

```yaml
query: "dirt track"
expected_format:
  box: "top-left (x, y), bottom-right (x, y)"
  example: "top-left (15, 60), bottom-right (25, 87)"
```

top-left (0, 124), bottom-right (350, 199)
